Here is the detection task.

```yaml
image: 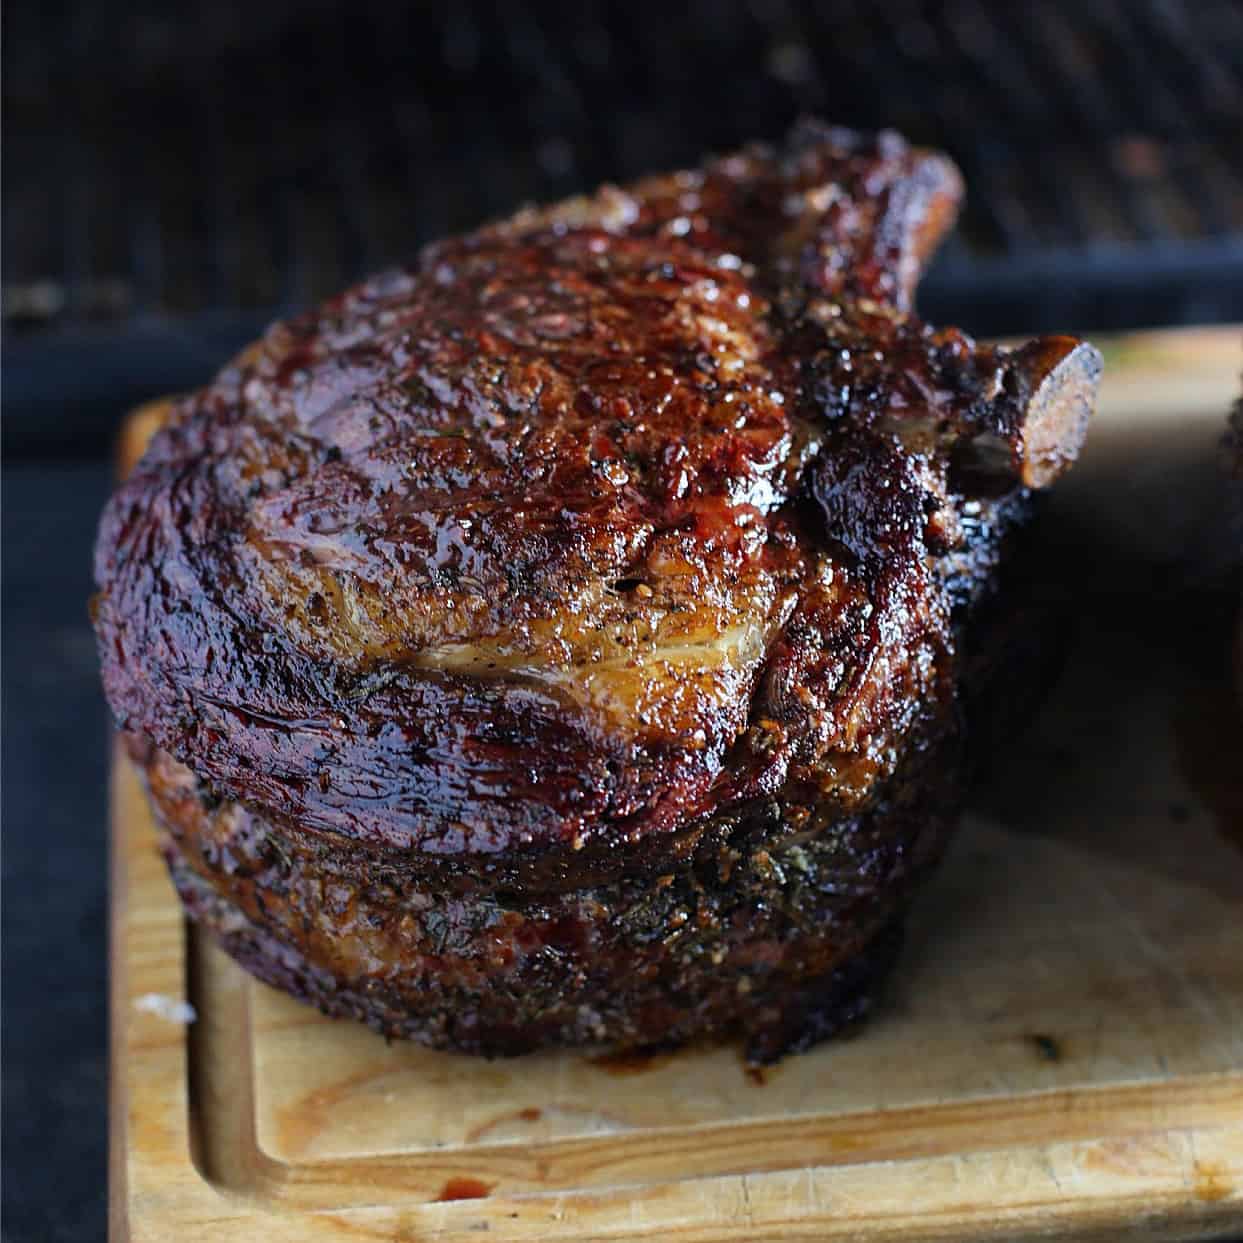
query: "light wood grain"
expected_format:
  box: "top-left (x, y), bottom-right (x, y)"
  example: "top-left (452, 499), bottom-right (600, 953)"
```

top-left (111, 326), bottom-right (1243, 1241)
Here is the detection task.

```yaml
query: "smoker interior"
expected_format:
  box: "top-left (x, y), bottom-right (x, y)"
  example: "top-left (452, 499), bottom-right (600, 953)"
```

top-left (4, 0), bottom-right (1243, 455)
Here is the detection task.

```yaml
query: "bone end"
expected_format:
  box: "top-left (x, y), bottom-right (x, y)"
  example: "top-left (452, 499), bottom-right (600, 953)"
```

top-left (1015, 338), bottom-right (1103, 489)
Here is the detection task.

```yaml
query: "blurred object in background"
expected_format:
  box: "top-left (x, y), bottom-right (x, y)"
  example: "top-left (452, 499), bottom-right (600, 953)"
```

top-left (4, 0), bottom-right (1243, 455)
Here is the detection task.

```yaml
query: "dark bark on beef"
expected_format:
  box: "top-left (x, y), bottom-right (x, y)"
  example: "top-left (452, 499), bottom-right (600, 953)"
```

top-left (94, 122), bottom-right (1100, 1058)
top-left (143, 698), bottom-right (961, 1060)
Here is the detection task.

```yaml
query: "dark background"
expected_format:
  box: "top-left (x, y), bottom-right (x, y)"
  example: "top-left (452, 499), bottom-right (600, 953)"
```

top-left (3, 2), bottom-right (1242, 1239)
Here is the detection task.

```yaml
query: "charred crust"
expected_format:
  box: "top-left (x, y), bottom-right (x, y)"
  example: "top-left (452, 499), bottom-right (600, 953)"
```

top-left (95, 121), bottom-right (1099, 1057)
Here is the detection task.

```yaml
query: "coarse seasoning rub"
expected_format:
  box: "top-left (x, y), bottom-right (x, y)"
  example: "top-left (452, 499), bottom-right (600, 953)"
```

top-left (94, 122), bottom-right (1100, 1063)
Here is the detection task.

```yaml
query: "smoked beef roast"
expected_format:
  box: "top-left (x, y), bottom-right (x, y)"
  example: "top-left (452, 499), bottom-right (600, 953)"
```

top-left (94, 122), bottom-right (1100, 1062)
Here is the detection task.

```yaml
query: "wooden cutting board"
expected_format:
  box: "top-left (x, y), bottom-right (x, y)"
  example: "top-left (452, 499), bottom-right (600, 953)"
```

top-left (110, 327), bottom-right (1243, 1242)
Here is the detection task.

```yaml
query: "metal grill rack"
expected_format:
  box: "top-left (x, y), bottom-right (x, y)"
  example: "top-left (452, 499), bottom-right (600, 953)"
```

top-left (5, 0), bottom-right (1242, 455)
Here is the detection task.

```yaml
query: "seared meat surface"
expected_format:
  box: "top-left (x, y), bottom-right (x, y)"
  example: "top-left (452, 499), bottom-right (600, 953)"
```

top-left (95, 122), bottom-right (1100, 1059)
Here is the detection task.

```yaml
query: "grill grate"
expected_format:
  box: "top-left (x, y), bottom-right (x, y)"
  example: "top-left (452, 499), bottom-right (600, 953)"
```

top-left (6, 0), bottom-right (1243, 324)
top-left (4, 0), bottom-right (1243, 455)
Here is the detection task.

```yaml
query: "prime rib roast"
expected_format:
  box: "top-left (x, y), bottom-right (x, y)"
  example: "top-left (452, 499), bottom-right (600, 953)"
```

top-left (94, 122), bottom-right (1101, 1063)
